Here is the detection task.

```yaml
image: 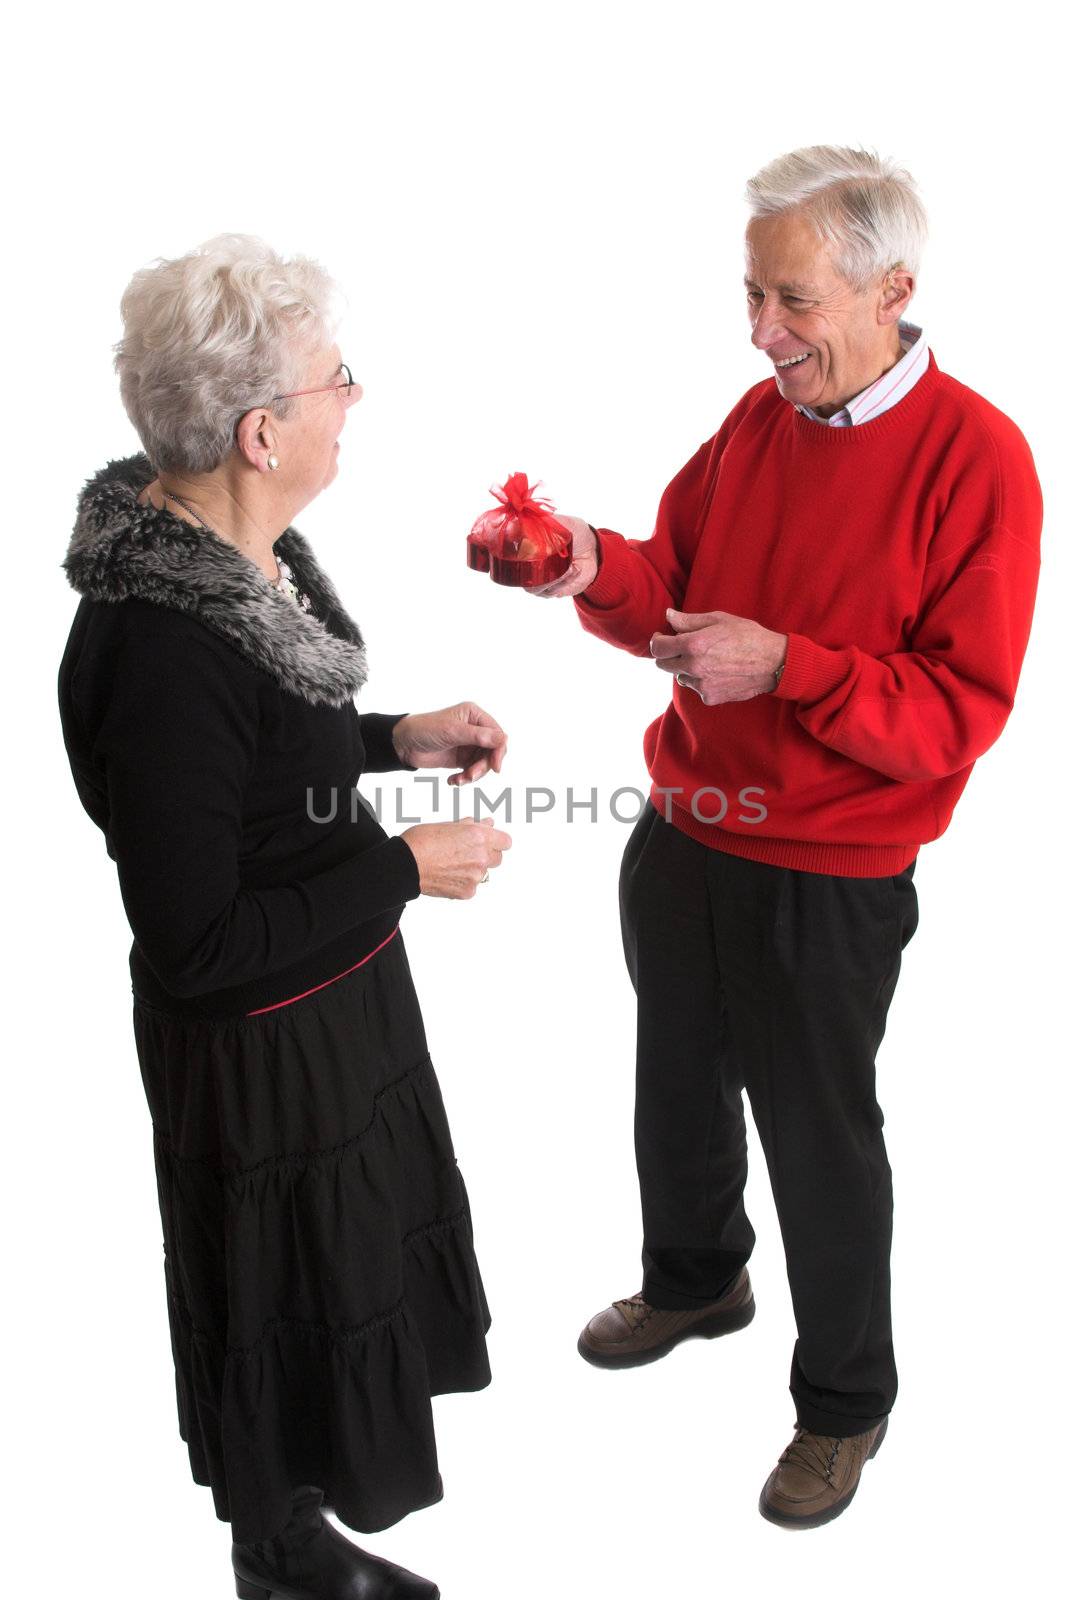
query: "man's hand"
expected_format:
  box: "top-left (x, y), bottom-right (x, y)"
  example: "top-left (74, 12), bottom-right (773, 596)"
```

top-left (525, 516), bottom-right (600, 599)
top-left (650, 608), bottom-right (787, 703)
top-left (392, 703), bottom-right (508, 786)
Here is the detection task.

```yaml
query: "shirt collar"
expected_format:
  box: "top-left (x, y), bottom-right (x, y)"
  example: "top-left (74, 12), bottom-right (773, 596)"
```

top-left (793, 320), bottom-right (927, 426)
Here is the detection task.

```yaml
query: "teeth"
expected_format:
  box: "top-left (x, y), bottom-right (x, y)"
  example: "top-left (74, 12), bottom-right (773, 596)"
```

top-left (774, 353), bottom-right (810, 368)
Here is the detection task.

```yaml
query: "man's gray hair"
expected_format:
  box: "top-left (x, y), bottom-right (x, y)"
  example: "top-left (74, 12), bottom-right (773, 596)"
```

top-left (745, 145), bottom-right (928, 290)
top-left (114, 233), bottom-right (343, 474)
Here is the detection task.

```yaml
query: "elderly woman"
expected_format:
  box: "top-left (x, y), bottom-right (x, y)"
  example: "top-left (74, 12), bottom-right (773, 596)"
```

top-left (58, 234), bottom-right (511, 1600)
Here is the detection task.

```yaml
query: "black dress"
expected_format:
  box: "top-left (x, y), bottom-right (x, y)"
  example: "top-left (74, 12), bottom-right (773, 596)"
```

top-left (58, 456), bottom-right (491, 1544)
top-left (132, 924), bottom-right (491, 1544)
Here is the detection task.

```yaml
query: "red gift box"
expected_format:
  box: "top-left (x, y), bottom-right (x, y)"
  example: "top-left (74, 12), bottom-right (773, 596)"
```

top-left (467, 472), bottom-right (573, 587)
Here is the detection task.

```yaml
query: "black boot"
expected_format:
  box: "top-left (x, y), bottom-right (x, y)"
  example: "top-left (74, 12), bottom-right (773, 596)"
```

top-left (231, 1485), bottom-right (440, 1599)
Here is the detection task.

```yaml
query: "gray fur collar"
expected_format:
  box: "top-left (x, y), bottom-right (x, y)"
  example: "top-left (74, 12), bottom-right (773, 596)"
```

top-left (63, 454), bottom-right (368, 708)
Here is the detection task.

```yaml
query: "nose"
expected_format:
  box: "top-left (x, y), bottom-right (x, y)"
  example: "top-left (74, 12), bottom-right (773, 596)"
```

top-left (749, 302), bottom-right (784, 352)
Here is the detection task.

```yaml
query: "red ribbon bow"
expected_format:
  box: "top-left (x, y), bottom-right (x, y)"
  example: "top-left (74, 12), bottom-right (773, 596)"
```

top-left (486, 472), bottom-right (571, 555)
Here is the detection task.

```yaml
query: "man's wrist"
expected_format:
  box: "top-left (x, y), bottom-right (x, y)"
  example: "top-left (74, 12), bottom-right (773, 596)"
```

top-left (579, 523), bottom-right (612, 603)
top-left (770, 637), bottom-right (788, 692)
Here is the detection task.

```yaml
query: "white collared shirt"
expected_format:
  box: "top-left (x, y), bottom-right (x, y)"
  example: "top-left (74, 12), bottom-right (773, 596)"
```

top-left (794, 320), bottom-right (929, 426)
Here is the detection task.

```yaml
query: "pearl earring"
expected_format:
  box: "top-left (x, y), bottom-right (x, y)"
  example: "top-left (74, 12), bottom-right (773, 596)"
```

top-left (267, 453), bottom-right (280, 470)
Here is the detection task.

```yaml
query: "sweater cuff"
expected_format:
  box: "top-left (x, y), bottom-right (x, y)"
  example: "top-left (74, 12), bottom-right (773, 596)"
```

top-left (389, 833), bottom-right (422, 900)
top-left (575, 527), bottom-right (630, 609)
top-left (359, 711), bottom-right (418, 773)
top-left (772, 632), bottom-right (852, 701)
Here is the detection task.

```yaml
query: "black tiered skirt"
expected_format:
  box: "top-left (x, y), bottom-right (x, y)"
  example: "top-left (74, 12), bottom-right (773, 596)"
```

top-left (131, 926), bottom-right (491, 1546)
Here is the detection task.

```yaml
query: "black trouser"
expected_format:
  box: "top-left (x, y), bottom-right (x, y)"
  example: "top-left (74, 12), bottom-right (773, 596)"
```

top-left (619, 799), bottom-right (919, 1437)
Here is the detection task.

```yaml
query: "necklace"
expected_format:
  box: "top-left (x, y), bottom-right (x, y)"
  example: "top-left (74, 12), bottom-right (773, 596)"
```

top-left (272, 556), bottom-right (315, 613)
top-left (160, 488), bottom-right (314, 613)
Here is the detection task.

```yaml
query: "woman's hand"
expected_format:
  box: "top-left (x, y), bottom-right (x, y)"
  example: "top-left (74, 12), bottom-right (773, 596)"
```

top-left (392, 703), bottom-right (508, 786)
top-left (400, 819), bottom-right (512, 899)
top-left (525, 515), bottom-right (601, 598)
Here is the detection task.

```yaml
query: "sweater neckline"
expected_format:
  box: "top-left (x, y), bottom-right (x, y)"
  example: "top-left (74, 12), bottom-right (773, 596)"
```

top-left (790, 350), bottom-right (942, 443)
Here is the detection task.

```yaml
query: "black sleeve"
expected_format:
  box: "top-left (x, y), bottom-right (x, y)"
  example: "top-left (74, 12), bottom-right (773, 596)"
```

top-left (358, 711), bottom-right (418, 772)
top-left (91, 619), bottom-right (421, 999)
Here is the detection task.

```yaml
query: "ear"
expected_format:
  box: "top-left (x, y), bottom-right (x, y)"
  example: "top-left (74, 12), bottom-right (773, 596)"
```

top-left (234, 407), bottom-right (278, 473)
top-left (876, 263), bottom-right (915, 326)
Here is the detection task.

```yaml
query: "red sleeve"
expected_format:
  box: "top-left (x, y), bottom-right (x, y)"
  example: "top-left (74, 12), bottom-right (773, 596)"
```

top-left (774, 517), bottom-right (1042, 783)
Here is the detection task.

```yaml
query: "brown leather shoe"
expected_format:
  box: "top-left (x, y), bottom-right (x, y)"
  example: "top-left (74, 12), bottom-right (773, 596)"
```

top-left (759, 1416), bottom-right (889, 1529)
top-left (577, 1266), bottom-right (755, 1368)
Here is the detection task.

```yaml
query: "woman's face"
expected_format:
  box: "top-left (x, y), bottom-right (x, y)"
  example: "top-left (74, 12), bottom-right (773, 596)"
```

top-left (276, 341), bottom-right (362, 505)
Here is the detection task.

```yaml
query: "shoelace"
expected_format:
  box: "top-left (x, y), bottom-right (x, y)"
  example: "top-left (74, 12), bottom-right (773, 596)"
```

top-left (779, 1428), bottom-right (842, 1485)
top-left (614, 1292), bottom-right (652, 1330)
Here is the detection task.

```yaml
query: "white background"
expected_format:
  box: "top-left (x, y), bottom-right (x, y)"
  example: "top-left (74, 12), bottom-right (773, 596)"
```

top-left (6, 2), bottom-right (1062, 1596)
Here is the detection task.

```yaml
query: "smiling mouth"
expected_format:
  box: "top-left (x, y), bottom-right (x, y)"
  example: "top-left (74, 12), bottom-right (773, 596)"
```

top-left (773, 352), bottom-right (811, 371)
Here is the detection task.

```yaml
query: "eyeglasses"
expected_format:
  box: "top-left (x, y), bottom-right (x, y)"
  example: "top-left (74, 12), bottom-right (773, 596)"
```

top-left (272, 363), bottom-right (362, 403)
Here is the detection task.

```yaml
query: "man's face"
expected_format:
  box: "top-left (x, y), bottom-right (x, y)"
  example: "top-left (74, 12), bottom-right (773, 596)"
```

top-left (744, 211), bottom-right (903, 415)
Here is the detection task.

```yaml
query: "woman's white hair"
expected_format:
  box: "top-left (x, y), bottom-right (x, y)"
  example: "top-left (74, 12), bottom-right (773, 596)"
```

top-left (114, 233), bottom-right (343, 474)
top-left (744, 145), bottom-right (928, 290)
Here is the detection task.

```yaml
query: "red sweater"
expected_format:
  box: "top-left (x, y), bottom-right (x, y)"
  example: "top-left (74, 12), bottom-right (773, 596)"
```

top-left (575, 352), bottom-right (1042, 876)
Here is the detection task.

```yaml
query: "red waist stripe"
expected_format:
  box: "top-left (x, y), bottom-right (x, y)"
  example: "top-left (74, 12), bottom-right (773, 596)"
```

top-left (244, 925), bottom-right (400, 1016)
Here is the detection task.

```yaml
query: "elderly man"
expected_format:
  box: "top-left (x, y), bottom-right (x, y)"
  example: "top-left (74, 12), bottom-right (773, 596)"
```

top-left (531, 145), bottom-right (1042, 1527)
